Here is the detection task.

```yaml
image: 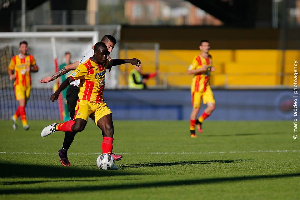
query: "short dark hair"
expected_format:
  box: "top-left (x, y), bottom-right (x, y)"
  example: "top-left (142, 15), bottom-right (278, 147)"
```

top-left (65, 51), bottom-right (71, 55)
top-left (200, 40), bottom-right (209, 46)
top-left (101, 35), bottom-right (117, 45)
top-left (94, 42), bottom-right (108, 52)
top-left (19, 41), bottom-right (28, 46)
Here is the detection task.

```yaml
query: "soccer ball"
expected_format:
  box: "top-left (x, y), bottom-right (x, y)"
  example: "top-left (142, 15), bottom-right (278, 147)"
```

top-left (96, 153), bottom-right (116, 170)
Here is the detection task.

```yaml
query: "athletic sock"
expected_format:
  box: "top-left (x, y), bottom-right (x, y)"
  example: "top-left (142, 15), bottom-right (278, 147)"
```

top-left (13, 106), bottom-right (20, 120)
top-left (102, 137), bottom-right (113, 154)
top-left (198, 112), bottom-right (211, 123)
top-left (56, 120), bottom-right (75, 132)
top-left (190, 119), bottom-right (196, 134)
top-left (19, 106), bottom-right (27, 126)
top-left (62, 131), bottom-right (76, 150)
top-left (190, 119), bottom-right (196, 129)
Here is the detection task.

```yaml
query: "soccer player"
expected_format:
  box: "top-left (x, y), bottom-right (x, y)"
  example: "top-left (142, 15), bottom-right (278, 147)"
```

top-left (8, 41), bottom-right (39, 130)
top-left (40, 36), bottom-right (140, 166)
top-left (59, 51), bottom-right (72, 121)
top-left (188, 40), bottom-right (215, 138)
top-left (41, 42), bottom-right (121, 169)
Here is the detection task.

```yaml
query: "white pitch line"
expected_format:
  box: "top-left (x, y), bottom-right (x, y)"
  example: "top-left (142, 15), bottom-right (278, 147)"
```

top-left (0, 150), bottom-right (300, 156)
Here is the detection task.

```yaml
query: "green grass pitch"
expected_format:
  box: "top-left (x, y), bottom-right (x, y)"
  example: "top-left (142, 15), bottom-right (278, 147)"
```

top-left (0, 120), bottom-right (299, 200)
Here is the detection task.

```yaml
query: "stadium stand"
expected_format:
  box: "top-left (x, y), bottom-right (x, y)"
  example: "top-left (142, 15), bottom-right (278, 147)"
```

top-left (119, 49), bottom-right (299, 88)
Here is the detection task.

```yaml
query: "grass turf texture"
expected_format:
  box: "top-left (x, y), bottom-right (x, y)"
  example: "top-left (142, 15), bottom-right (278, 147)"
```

top-left (0, 120), bottom-right (299, 200)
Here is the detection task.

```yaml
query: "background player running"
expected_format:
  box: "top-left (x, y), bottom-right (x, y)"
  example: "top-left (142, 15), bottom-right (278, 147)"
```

top-left (8, 41), bottom-right (39, 130)
top-left (188, 40), bottom-right (216, 138)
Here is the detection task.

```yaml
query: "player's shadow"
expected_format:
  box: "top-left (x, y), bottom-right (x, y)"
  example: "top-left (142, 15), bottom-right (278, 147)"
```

top-left (120, 159), bottom-right (245, 169)
top-left (1, 172), bottom-right (300, 195)
top-left (0, 161), bottom-right (137, 179)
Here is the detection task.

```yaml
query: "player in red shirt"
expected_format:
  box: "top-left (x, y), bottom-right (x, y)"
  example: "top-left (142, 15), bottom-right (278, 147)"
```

top-left (8, 41), bottom-right (39, 130)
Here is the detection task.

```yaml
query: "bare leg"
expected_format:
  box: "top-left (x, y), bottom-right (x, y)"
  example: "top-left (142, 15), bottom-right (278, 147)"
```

top-left (97, 114), bottom-right (114, 138)
top-left (204, 103), bottom-right (215, 115)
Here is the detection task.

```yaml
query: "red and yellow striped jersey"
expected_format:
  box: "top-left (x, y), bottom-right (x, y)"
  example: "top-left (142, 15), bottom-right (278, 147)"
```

top-left (189, 54), bottom-right (212, 93)
top-left (8, 54), bottom-right (36, 87)
top-left (69, 59), bottom-right (106, 103)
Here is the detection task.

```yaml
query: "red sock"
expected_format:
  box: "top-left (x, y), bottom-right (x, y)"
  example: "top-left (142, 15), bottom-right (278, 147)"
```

top-left (56, 120), bottom-right (75, 132)
top-left (19, 106), bottom-right (27, 125)
top-left (102, 137), bottom-right (113, 154)
top-left (190, 119), bottom-right (196, 130)
top-left (14, 106), bottom-right (20, 118)
top-left (199, 112), bottom-right (211, 123)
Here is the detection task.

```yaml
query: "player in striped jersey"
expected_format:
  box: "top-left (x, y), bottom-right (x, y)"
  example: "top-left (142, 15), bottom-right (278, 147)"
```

top-left (40, 35), bottom-right (140, 166)
top-left (188, 40), bottom-right (216, 138)
top-left (8, 41), bottom-right (39, 130)
top-left (41, 42), bottom-right (138, 169)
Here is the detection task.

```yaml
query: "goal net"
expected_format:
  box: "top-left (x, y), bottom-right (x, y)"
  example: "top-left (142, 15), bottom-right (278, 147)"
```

top-left (0, 32), bottom-right (99, 120)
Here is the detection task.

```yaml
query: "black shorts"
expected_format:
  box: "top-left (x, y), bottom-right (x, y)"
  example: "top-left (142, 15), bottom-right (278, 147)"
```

top-left (66, 85), bottom-right (79, 119)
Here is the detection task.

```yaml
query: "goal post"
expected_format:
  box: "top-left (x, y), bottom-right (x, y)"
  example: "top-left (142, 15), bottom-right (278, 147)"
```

top-left (0, 31), bottom-right (99, 120)
top-left (0, 31), bottom-right (98, 88)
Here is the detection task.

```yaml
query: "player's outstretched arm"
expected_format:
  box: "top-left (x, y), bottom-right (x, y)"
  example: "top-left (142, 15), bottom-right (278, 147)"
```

top-left (50, 77), bottom-right (72, 102)
top-left (65, 61), bottom-right (79, 70)
top-left (40, 61), bottom-right (79, 83)
top-left (109, 58), bottom-right (141, 67)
